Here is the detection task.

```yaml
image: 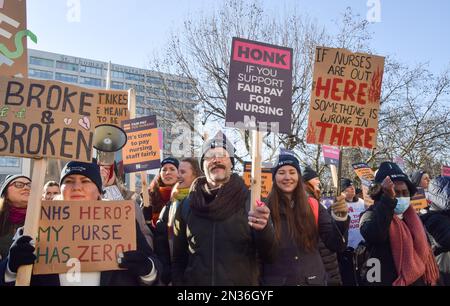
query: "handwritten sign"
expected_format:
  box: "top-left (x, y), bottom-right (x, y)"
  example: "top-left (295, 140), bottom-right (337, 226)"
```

top-left (226, 38), bottom-right (293, 134)
top-left (307, 47), bottom-right (385, 149)
top-left (242, 162), bottom-right (273, 199)
top-left (411, 187), bottom-right (428, 212)
top-left (122, 115), bottom-right (160, 173)
top-left (352, 163), bottom-right (375, 206)
top-left (0, 77), bottom-right (98, 162)
top-left (95, 90), bottom-right (129, 127)
top-left (0, 0), bottom-right (36, 78)
top-left (33, 200), bottom-right (136, 275)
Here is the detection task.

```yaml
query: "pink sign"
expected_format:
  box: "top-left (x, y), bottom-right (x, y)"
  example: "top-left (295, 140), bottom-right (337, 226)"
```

top-left (322, 145), bottom-right (340, 166)
top-left (442, 165), bottom-right (450, 178)
top-left (158, 129), bottom-right (163, 149)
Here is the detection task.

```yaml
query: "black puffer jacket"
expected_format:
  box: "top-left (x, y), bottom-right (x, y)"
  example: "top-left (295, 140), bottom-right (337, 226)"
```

top-left (172, 177), bottom-right (276, 286)
top-left (420, 176), bottom-right (450, 285)
top-left (261, 202), bottom-right (349, 286)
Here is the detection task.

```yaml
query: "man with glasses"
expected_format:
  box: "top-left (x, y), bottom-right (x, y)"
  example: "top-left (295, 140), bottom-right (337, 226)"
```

top-left (172, 131), bottom-right (276, 286)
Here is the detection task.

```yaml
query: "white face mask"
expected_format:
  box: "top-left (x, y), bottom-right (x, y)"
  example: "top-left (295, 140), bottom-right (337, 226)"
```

top-left (394, 197), bottom-right (410, 214)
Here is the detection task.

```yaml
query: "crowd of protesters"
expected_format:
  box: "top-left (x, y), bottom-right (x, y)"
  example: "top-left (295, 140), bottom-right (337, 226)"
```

top-left (0, 131), bottom-right (448, 286)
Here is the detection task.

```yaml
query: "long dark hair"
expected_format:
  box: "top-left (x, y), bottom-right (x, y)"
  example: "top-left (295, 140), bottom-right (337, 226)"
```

top-left (268, 174), bottom-right (319, 252)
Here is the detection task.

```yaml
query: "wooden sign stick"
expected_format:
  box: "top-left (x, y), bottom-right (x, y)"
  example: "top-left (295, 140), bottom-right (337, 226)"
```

top-left (250, 130), bottom-right (263, 211)
top-left (16, 158), bottom-right (48, 286)
top-left (141, 171), bottom-right (150, 207)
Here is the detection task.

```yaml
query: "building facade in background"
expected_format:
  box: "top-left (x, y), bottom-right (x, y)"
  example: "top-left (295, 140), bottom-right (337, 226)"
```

top-left (0, 49), bottom-right (197, 187)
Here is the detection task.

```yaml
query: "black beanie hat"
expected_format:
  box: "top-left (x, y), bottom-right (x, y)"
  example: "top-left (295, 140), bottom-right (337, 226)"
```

top-left (302, 166), bottom-right (318, 182)
top-left (200, 131), bottom-right (235, 171)
top-left (60, 161), bottom-right (103, 194)
top-left (375, 161), bottom-right (417, 196)
top-left (272, 154), bottom-right (301, 178)
top-left (160, 157), bottom-right (179, 170)
top-left (0, 174), bottom-right (31, 198)
top-left (341, 178), bottom-right (354, 191)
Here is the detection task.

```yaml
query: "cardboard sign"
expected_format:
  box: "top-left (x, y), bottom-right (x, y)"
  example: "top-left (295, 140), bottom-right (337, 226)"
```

top-left (322, 145), bottom-right (340, 166)
top-left (95, 90), bottom-right (129, 127)
top-left (352, 163), bottom-right (375, 206)
top-left (0, 77), bottom-right (98, 162)
top-left (225, 38), bottom-right (293, 134)
top-left (411, 187), bottom-right (428, 212)
top-left (0, 0), bottom-right (36, 78)
top-left (243, 162), bottom-right (273, 199)
top-left (442, 165), bottom-right (450, 178)
top-left (33, 200), bottom-right (136, 275)
top-left (122, 115), bottom-right (160, 173)
top-left (306, 47), bottom-right (385, 149)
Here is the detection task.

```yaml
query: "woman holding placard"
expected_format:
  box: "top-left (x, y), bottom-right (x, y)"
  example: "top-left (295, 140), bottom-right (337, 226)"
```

top-left (0, 161), bottom-right (161, 286)
top-left (261, 154), bottom-right (349, 286)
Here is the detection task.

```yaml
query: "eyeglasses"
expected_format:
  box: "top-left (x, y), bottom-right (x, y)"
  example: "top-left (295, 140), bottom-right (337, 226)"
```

top-left (10, 181), bottom-right (32, 189)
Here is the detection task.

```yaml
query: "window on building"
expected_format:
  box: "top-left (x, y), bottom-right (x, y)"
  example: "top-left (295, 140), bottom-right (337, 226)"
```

top-left (0, 157), bottom-right (20, 167)
top-left (111, 81), bottom-right (123, 89)
top-left (55, 72), bottom-right (78, 84)
top-left (29, 68), bottom-right (53, 80)
top-left (125, 72), bottom-right (144, 82)
top-left (112, 70), bottom-right (124, 79)
top-left (146, 76), bottom-right (163, 85)
top-left (29, 56), bottom-right (54, 68)
top-left (56, 61), bottom-right (79, 72)
top-left (80, 65), bottom-right (104, 76)
top-left (79, 76), bottom-right (102, 87)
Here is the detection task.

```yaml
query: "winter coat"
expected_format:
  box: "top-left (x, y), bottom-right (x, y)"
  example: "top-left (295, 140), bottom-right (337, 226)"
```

top-left (171, 176), bottom-right (276, 286)
top-left (261, 202), bottom-right (349, 286)
top-left (359, 195), bottom-right (427, 286)
top-left (0, 222), bottom-right (161, 286)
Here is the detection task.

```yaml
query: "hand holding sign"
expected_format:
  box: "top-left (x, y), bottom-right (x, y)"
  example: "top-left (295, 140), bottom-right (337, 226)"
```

top-left (248, 205), bottom-right (270, 230)
top-left (331, 193), bottom-right (348, 218)
top-left (382, 176), bottom-right (396, 199)
top-left (118, 250), bottom-right (153, 277)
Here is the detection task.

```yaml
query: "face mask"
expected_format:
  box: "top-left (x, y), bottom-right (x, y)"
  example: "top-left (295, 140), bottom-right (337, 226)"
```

top-left (394, 197), bottom-right (410, 214)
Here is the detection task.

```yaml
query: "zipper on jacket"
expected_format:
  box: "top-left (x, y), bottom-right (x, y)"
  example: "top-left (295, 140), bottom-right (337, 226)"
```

top-left (211, 222), bottom-right (216, 286)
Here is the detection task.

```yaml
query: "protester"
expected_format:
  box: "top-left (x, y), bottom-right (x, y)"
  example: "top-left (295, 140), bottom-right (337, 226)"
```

top-left (420, 176), bottom-right (450, 285)
top-left (359, 162), bottom-right (439, 286)
top-left (337, 178), bottom-right (366, 286)
top-left (41, 181), bottom-right (60, 200)
top-left (411, 170), bottom-right (431, 190)
top-left (143, 157), bottom-right (179, 228)
top-left (154, 157), bottom-right (203, 285)
top-left (260, 154), bottom-right (349, 286)
top-left (303, 165), bottom-right (344, 286)
top-left (172, 132), bottom-right (276, 286)
top-left (0, 175), bottom-right (31, 260)
top-left (0, 161), bottom-right (161, 286)
top-left (98, 160), bottom-right (154, 251)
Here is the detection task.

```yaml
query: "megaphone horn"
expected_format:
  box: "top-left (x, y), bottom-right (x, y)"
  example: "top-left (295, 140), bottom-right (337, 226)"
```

top-left (93, 124), bottom-right (128, 153)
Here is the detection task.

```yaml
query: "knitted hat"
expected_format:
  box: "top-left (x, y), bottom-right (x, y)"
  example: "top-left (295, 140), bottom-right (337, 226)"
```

top-left (200, 131), bottom-right (235, 171)
top-left (60, 161), bottom-right (103, 194)
top-left (341, 178), bottom-right (354, 191)
top-left (374, 161), bottom-right (417, 196)
top-left (272, 154), bottom-right (301, 178)
top-left (0, 174), bottom-right (31, 198)
top-left (302, 166), bottom-right (318, 182)
top-left (160, 157), bottom-right (179, 170)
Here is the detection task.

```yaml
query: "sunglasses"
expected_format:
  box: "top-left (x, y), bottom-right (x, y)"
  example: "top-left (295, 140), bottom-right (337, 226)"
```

top-left (10, 181), bottom-right (32, 189)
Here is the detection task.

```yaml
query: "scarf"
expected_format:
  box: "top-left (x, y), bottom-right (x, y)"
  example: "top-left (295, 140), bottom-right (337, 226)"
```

top-left (159, 186), bottom-right (173, 203)
top-left (8, 206), bottom-right (27, 225)
top-left (189, 174), bottom-right (248, 221)
top-left (175, 187), bottom-right (190, 201)
top-left (389, 205), bottom-right (440, 286)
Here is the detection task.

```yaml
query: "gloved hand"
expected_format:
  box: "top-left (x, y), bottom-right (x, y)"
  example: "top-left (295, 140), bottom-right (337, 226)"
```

top-left (117, 250), bottom-right (153, 277)
top-left (142, 206), bottom-right (153, 223)
top-left (331, 193), bottom-right (348, 219)
top-left (8, 235), bottom-right (36, 273)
